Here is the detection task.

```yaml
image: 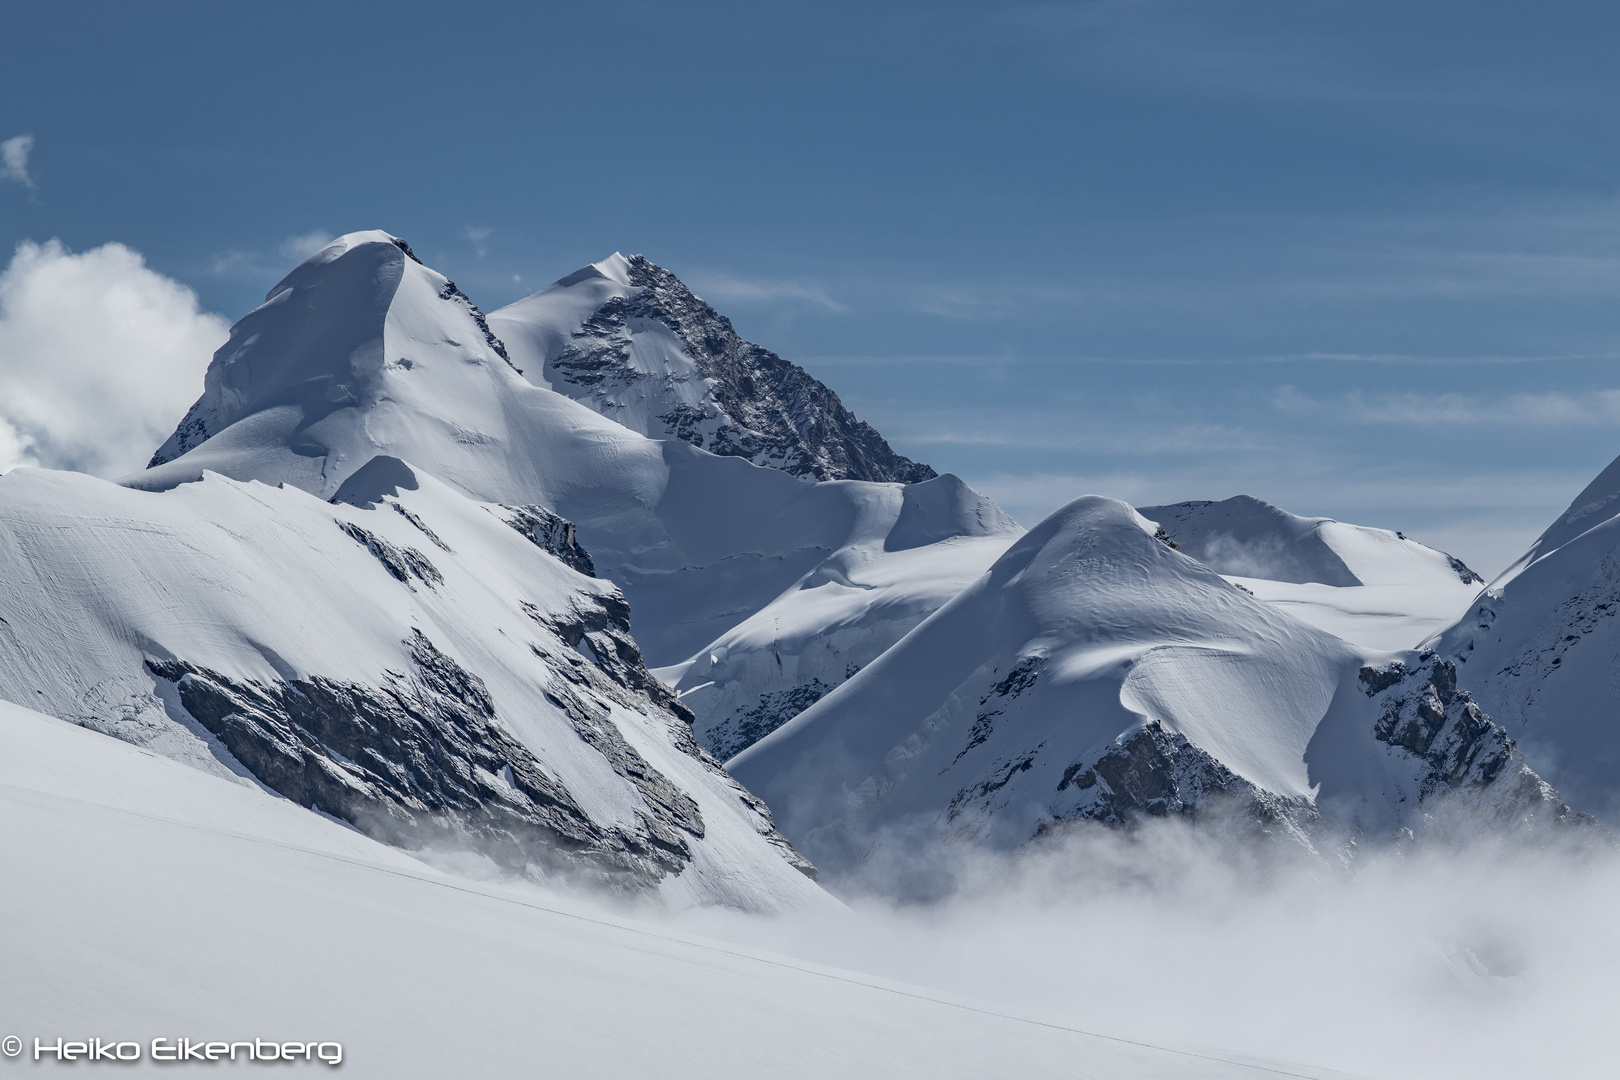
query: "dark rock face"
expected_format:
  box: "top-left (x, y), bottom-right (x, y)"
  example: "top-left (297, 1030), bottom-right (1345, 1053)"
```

top-left (549, 255), bottom-right (936, 484)
top-left (147, 588), bottom-right (819, 886)
top-left (1446, 553), bottom-right (1485, 586)
top-left (502, 505), bottom-right (597, 577)
top-left (337, 521), bottom-right (443, 587)
top-left (437, 279), bottom-right (513, 369)
top-left (1048, 722), bottom-right (1305, 829)
top-left (1359, 653), bottom-right (1589, 825)
top-left (706, 680), bottom-right (832, 762)
top-left (148, 631), bottom-right (702, 886)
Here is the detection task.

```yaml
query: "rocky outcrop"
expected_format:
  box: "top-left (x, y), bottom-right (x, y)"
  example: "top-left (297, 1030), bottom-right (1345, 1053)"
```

top-left (547, 255), bottom-right (935, 484)
top-left (1359, 653), bottom-right (1592, 831)
top-left (501, 504), bottom-right (597, 577)
top-left (149, 630), bottom-right (703, 887)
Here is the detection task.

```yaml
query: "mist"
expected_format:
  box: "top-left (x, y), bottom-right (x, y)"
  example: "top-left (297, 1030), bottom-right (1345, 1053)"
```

top-left (668, 819), bottom-right (1618, 1080)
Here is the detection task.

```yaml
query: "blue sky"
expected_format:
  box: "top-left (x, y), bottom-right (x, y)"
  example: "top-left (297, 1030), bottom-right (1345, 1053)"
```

top-left (4, 0), bottom-right (1620, 573)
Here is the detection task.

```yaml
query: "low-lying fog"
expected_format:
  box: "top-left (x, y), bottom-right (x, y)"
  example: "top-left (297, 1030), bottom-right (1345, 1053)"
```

top-left (668, 818), bottom-right (1617, 1080)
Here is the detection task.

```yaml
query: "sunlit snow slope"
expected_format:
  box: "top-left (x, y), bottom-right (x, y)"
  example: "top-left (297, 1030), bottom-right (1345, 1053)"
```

top-left (138, 232), bottom-right (1020, 760)
top-left (1140, 496), bottom-right (1484, 652)
top-left (732, 497), bottom-right (1579, 870)
top-left (1428, 453), bottom-right (1620, 822)
top-left (0, 701), bottom-right (1362, 1080)
top-left (0, 461), bottom-right (819, 909)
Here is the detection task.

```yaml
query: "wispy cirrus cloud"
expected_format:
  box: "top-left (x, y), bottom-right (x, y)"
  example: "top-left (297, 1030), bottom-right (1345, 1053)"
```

top-left (683, 271), bottom-right (846, 312)
top-left (1273, 385), bottom-right (1620, 426)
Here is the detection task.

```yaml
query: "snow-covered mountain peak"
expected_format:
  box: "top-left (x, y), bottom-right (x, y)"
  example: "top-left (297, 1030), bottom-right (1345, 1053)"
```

top-left (489, 254), bottom-right (936, 484)
top-left (1505, 452), bottom-right (1620, 580)
top-left (730, 493), bottom-right (1578, 868)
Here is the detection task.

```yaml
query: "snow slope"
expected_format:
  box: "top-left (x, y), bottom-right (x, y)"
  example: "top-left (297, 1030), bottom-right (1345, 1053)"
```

top-left (0, 460), bottom-right (820, 910)
top-left (136, 231), bottom-right (1021, 755)
top-left (488, 252), bottom-right (936, 483)
top-left (0, 700), bottom-right (1361, 1080)
top-left (1427, 453), bottom-right (1620, 822)
top-left (1140, 496), bottom-right (1484, 652)
top-left (731, 497), bottom-right (1579, 870)
top-left (657, 472), bottom-right (1021, 759)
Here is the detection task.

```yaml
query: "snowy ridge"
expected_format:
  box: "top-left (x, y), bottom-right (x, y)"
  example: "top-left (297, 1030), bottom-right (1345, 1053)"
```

top-left (488, 253), bottom-right (936, 483)
top-left (1428, 450), bottom-right (1620, 823)
top-left (1141, 495), bottom-right (1485, 652)
top-left (0, 460), bottom-right (820, 909)
top-left (730, 496), bottom-right (1578, 869)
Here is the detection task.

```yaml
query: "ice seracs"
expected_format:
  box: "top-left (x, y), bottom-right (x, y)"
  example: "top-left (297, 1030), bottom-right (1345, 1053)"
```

top-left (729, 496), bottom-right (1580, 872)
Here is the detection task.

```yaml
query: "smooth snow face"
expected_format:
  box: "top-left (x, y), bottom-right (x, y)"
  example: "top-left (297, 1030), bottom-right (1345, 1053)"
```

top-left (1141, 496), bottom-right (1484, 652)
top-left (488, 252), bottom-right (936, 484)
top-left (0, 701), bottom-right (1356, 1080)
top-left (730, 496), bottom-right (1575, 868)
top-left (0, 463), bottom-right (823, 911)
top-left (1428, 453), bottom-right (1620, 822)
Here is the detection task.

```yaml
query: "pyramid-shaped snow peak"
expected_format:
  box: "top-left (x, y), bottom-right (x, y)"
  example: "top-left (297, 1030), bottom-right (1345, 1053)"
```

top-left (488, 253), bottom-right (936, 484)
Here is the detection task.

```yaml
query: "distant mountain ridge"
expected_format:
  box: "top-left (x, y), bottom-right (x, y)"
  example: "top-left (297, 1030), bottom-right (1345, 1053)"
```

top-left (488, 253), bottom-right (936, 484)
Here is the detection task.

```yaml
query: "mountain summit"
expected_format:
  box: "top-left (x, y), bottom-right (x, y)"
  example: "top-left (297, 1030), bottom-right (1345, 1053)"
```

top-left (488, 253), bottom-right (936, 484)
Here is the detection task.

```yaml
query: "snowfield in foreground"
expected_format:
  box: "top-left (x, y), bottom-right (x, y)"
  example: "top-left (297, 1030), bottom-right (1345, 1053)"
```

top-left (0, 701), bottom-right (1361, 1080)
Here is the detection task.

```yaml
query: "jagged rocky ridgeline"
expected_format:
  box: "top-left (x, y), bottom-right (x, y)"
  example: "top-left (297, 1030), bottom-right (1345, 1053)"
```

top-left (0, 459), bottom-right (821, 910)
top-left (488, 252), bottom-right (935, 484)
top-left (729, 496), bottom-right (1588, 873)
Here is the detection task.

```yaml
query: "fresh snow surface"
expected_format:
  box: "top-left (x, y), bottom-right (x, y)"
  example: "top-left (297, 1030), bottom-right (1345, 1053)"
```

top-left (0, 461), bottom-right (823, 911)
top-left (1427, 452), bottom-right (1620, 822)
top-left (1140, 496), bottom-right (1483, 652)
top-left (0, 700), bottom-right (1361, 1080)
top-left (137, 231), bottom-right (1021, 755)
top-left (731, 497), bottom-right (1571, 868)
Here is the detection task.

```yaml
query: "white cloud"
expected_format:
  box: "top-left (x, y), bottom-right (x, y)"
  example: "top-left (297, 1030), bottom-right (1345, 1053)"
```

top-left (0, 239), bottom-right (230, 477)
top-left (279, 231), bottom-right (335, 262)
top-left (1, 134), bottom-right (34, 188)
